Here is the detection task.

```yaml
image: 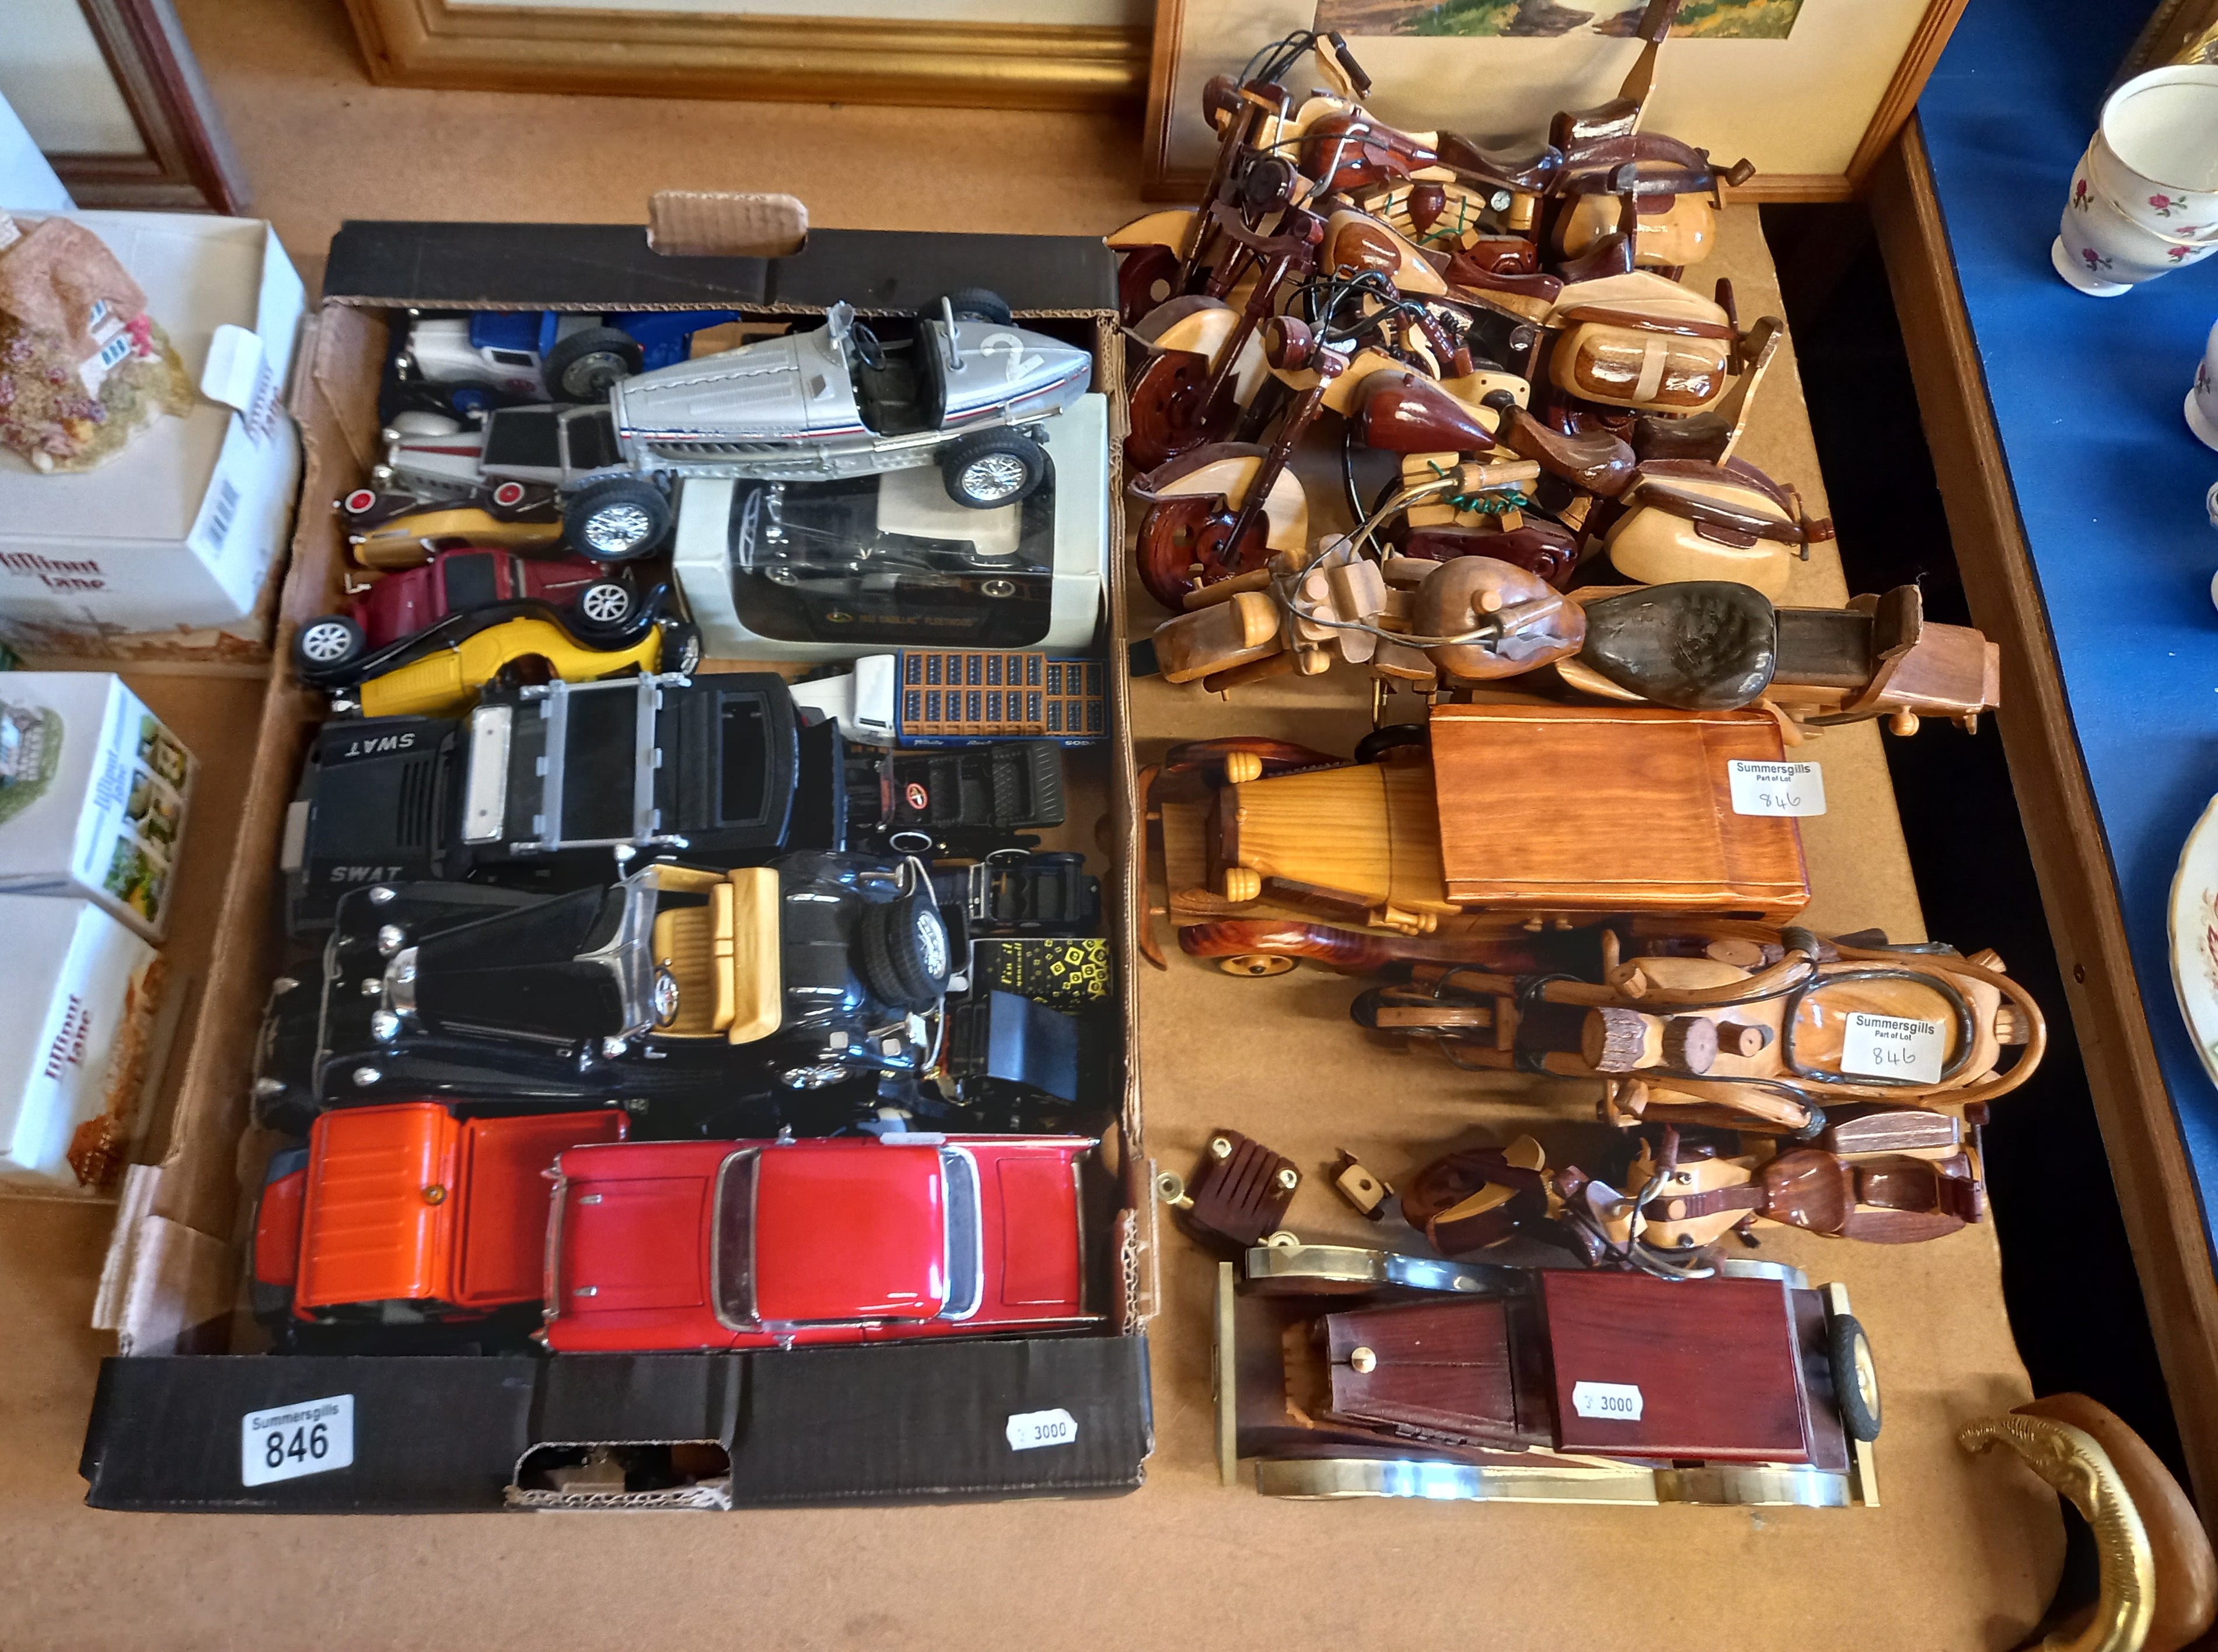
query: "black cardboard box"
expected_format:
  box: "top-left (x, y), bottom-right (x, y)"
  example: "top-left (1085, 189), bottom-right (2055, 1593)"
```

top-left (82, 201), bottom-right (1154, 1513)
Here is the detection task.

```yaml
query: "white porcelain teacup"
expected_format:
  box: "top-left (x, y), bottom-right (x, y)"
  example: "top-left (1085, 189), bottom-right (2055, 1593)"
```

top-left (2054, 64), bottom-right (2218, 296)
top-left (2191, 320), bottom-right (2218, 450)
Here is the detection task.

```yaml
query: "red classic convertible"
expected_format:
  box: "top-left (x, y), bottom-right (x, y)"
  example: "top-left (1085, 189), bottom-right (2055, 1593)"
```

top-left (544, 1133), bottom-right (1102, 1353)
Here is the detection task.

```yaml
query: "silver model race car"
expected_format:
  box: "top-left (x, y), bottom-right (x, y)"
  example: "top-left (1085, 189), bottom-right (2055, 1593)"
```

top-left (372, 292), bottom-right (1092, 561)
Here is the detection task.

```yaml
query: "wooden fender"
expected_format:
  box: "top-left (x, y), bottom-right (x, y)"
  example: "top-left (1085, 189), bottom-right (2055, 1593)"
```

top-left (1107, 208), bottom-right (1200, 256)
top-left (1138, 301), bottom-right (1272, 406)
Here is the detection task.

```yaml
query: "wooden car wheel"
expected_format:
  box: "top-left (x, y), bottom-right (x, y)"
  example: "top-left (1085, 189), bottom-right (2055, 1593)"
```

top-left (1117, 245), bottom-right (1183, 328)
top-left (1134, 495), bottom-right (1273, 610)
top-left (1218, 953), bottom-right (1296, 977)
top-left (1126, 350), bottom-right (1232, 472)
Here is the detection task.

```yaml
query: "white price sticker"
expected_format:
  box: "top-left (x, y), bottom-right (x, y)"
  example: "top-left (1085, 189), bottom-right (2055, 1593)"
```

top-left (1727, 760), bottom-right (1826, 817)
top-left (241, 1393), bottom-right (354, 1487)
top-left (1842, 1012), bottom-right (1946, 1084)
top-left (1570, 1381), bottom-right (1644, 1422)
top-left (1005, 1407), bottom-right (1078, 1452)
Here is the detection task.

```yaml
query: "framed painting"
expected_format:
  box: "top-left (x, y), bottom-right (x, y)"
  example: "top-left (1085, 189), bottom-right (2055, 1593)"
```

top-left (1142, 0), bottom-right (1968, 200)
top-left (0, 0), bottom-right (250, 215)
top-left (343, 0), bottom-right (1151, 110)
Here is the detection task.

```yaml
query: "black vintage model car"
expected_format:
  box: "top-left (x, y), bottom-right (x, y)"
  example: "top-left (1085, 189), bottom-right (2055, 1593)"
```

top-left (252, 851), bottom-right (951, 1137)
top-left (281, 672), bottom-right (844, 932)
top-left (722, 474), bottom-right (1062, 649)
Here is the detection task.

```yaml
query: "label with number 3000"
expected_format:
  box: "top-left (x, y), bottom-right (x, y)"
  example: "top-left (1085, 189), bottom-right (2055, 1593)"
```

top-left (241, 1393), bottom-right (354, 1487)
top-left (1004, 1407), bottom-right (1078, 1451)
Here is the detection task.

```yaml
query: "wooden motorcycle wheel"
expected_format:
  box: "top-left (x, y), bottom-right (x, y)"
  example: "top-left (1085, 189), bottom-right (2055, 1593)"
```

top-left (1126, 350), bottom-right (1235, 472)
top-left (1134, 495), bottom-right (1273, 610)
top-left (1118, 245), bottom-right (1183, 328)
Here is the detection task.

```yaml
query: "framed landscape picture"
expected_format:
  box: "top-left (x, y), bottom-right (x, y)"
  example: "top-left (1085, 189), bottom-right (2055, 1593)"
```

top-left (1143, 0), bottom-right (1968, 199)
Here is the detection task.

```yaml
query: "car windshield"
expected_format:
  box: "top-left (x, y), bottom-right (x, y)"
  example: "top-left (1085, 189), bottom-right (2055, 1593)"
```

top-left (712, 1150), bottom-right (758, 1325)
top-left (937, 1148), bottom-right (981, 1319)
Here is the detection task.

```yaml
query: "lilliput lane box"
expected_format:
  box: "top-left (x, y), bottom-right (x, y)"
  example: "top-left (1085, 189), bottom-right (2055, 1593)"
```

top-left (0, 672), bottom-right (195, 941)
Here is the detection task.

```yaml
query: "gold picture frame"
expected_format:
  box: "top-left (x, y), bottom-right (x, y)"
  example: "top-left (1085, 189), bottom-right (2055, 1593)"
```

top-left (1143, 0), bottom-right (1968, 201)
top-left (343, 0), bottom-right (1150, 110)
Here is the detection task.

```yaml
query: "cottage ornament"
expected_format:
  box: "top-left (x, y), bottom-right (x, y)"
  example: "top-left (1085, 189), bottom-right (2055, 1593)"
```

top-left (0, 212), bottom-right (192, 472)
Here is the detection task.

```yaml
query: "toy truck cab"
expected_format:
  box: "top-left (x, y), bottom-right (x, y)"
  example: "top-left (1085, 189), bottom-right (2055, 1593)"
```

top-left (542, 1133), bottom-right (1102, 1353)
top-left (401, 309), bottom-right (743, 406)
top-left (250, 1101), bottom-right (626, 1347)
top-left (281, 672), bottom-right (842, 931)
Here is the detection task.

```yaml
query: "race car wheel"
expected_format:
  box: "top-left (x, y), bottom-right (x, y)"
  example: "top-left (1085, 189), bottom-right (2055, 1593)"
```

top-left (860, 893), bottom-right (951, 1012)
top-left (544, 327), bottom-right (645, 401)
top-left (572, 579), bottom-right (634, 632)
top-left (293, 615), bottom-right (366, 677)
top-left (564, 478), bottom-right (672, 560)
top-left (942, 431), bottom-right (1047, 509)
top-left (1829, 1312), bottom-right (1882, 1443)
top-left (944, 287), bottom-right (1014, 326)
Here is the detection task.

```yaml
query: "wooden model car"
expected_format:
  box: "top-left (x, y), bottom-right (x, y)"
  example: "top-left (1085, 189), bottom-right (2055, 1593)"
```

top-left (251, 1102), bottom-right (626, 1349)
top-left (543, 1133), bottom-right (1103, 1353)
top-left (1161, 703), bottom-right (1810, 934)
top-left (1222, 1242), bottom-right (1878, 1507)
top-left (291, 544), bottom-right (635, 679)
top-left (250, 853), bottom-right (951, 1136)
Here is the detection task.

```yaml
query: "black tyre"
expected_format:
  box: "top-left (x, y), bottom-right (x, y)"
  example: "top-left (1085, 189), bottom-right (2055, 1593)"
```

top-left (543, 326), bottom-right (644, 401)
top-left (1829, 1312), bottom-right (1882, 1443)
top-left (661, 621), bottom-right (703, 677)
top-left (941, 430), bottom-right (1048, 509)
top-left (293, 614), bottom-right (365, 679)
top-left (944, 287), bottom-right (1014, 326)
top-left (859, 893), bottom-right (951, 1012)
top-left (1354, 722), bottom-right (1428, 764)
top-left (564, 477), bottom-right (672, 560)
top-left (571, 578), bottom-right (635, 633)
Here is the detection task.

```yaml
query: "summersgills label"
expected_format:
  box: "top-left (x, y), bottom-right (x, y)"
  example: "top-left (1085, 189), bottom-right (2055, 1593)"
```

top-left (1570, 1381), bottom-right (1644, 1422)
top-left (242, 1393), bottom-right (354, 1486)
top-left (1005, 1407), bottom-right (1078, 1451)
top-left (1726, 759), bottom-right (1826, 816)
top-left (1841, 1012), bottom-right (1946, 1084)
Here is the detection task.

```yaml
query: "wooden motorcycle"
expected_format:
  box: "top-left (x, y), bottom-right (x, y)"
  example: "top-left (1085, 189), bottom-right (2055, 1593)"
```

top-left (1353, 921), bottom-right (2044, 1136)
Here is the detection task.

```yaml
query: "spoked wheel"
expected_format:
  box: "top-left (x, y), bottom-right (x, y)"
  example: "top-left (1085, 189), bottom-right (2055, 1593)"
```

top-left (1117, 245), bottom-right (1183, 328)
top-left (1125, 350), bottom-right (1234, 472)
top-left (1133, 494), bottom-right (1272, 610)
top-left (292, 615), bottom-right (365, 678)
top-left (1218, 953), bottom-right (1296, 977)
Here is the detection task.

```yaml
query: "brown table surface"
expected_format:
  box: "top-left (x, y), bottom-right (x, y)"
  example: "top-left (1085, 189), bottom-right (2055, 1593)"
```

top-left (0, 7), bottom-right (2063, 1646)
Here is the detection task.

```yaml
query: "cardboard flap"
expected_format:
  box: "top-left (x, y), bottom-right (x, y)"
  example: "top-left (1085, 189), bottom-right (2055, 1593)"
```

top-left (648, 191), bottom-right (808, 259)
top-left (198, 323), bottom-right (266, 413)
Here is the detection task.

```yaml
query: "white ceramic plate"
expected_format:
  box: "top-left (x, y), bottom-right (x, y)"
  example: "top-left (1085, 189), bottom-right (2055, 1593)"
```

top-left (2167, 791), bottom-right (2218, 1087)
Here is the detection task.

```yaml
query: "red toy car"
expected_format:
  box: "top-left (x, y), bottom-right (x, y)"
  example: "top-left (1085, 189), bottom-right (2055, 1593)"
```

top-left (292, 544), bottom-right (635, 677)
top-left (543, 1133), bottom-right (1102, 1353)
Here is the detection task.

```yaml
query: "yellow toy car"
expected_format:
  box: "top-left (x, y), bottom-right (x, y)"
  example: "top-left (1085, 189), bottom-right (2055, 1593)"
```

top-left (347, 504), bottom-right (565, 571)
top-left (301, 584), bottom-right (697, 719)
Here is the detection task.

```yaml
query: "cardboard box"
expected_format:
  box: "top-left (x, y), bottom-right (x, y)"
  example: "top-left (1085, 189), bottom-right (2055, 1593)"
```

top-left (0, 211), bottom-right (305, 661)
top-left (79, 209), bottom-right (1154, 1510)
top-left (0, 894), bottom-right (162, 1193)
top-left (0, 672), bottom-right (195, 941)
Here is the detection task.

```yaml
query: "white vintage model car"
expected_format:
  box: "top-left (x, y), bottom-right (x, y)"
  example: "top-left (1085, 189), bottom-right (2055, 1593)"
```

top-left (372, 295), bottom-right (1091, 560)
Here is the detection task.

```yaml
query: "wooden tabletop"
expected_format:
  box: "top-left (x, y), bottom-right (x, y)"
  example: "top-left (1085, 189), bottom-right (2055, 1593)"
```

top-left (0, 5), bottom-right (2064, 1641)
